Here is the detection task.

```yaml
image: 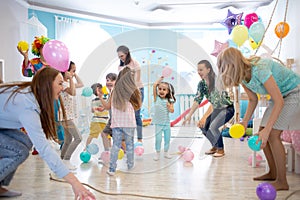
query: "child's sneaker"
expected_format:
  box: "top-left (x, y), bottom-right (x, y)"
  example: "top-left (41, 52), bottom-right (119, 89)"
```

top-left (153, 152), bottom-right (160, 161)
top-left (106, 170), bottom-right (115, 176)
top-left (164, 152), bottom-right (172, 159)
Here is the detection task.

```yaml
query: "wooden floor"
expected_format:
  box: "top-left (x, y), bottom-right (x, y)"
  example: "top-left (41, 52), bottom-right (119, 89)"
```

top-left (4, 125), bottom-right (300, 200)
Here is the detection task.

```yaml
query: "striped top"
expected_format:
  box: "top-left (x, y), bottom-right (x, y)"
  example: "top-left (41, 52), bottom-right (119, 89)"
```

top-left (91, 97), bottom-right (109, 123)
top-left (152, 96), bottom-right (171, 125)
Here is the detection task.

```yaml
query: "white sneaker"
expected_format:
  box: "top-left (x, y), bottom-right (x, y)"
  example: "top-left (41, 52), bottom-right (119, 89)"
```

top-left (106, 170), bottom-right (115, 176)
top-left (153, 152), bottom-right (160, 161)
top-left (63, 160), bottom-right (77, 170)
top-left (164, 152), bottom-right (172, 159)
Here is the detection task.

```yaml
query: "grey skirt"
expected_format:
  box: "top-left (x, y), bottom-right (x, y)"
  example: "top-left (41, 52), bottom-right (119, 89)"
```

top-left (261, 85), bottom-right (300, 130)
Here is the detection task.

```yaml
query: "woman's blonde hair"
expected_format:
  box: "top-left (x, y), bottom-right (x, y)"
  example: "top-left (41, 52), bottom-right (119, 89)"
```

top-left (0, 67), bottom-right (62, 141)
top-left (217, 47), bottom-right (260, 88)
top-left (112, 66), bottom-right (141, 111)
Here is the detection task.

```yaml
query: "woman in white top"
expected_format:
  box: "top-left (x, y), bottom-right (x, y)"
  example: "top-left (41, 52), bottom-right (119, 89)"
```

top-left (117, 45), bottom-right (144, 143)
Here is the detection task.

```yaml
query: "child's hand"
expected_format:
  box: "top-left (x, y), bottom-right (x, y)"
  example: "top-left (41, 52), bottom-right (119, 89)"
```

top-left (155, 76), bottom-right (164, 84)
top-left (96, 107), bottom-right (105, 112)
top-left (167, 102), bottom-right (174, 113)
top-left (65, 71), bottom-right (72, 79)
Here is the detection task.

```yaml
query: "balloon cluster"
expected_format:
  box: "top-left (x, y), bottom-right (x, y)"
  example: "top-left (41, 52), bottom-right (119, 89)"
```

top-left (178, 145), bottom-right (194, 162)
top-left (219, 9), bottom-right (290, 51)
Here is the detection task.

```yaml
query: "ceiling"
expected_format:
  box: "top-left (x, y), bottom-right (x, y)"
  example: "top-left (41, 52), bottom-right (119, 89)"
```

top-left (22, 0), bottom-right (275, 27)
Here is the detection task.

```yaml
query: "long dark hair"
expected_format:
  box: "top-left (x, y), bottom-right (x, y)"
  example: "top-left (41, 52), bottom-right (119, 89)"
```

top-left (0, 67), bottom-right (61, 140)
top-left (117, 45), bottom-right (132, 66)
top-left (198, 60), bottom-right (216, 93)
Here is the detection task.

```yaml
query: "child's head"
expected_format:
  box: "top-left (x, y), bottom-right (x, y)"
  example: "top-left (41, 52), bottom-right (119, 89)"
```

top-left (106, 73), bottom-right (117, 91)
top-left (91, 83), bottom-right (102, 96)
top-left (197, 60), bottom-right (216, 93)
top-left (217, 47), bottom-right (252, 88)
top-left (157, 82), bottom-right (176, 103)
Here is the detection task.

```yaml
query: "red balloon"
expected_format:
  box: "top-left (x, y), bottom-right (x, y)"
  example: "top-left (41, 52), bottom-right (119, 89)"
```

top-left (42, 40), bottom-right (69, 72)
top-left (244, 13), bottom-right (259, 29)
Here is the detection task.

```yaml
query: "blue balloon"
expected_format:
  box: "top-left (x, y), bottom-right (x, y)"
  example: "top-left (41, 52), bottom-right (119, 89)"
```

top-left (134, 142), bottom-right (143, 149)
top-left (248, 135), bottom-right (262, 151)
top-left (249, 22), bottom-right (265, 43)
top-left (80, 151), bottom-right (91, 163)
top-left (81, 87), bottom-right (93, 97)
top-left (86, 143), bottom-right (99, 155)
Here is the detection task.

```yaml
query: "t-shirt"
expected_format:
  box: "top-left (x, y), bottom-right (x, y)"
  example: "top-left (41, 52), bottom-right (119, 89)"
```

top-left (152, 96), bottom-right (171, 125)
top-left (243, 58), bottom-right (300, 96)
top-left (60, 81), bottom-right (78, 120)
top-left (91, 97), bottom-right (109, 123)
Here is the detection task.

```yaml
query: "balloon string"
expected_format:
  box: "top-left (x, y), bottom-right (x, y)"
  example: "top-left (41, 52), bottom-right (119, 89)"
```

top-left (49, 173), bottom-right (195, 200)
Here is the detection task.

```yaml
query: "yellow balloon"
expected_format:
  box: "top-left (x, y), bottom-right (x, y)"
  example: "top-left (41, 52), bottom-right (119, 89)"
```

top-left (102, 86), bottom-right (108, 95)
top-left (18, 40), bottom-right (29, 52)
top-left (249, 38), bottom-right (261, 50)
top-left (229, 124), bottom-right (245, 138)
top-left (118, 149), bottom-right (124, 160)
top-left (231, 25), bottom-right (249, 47)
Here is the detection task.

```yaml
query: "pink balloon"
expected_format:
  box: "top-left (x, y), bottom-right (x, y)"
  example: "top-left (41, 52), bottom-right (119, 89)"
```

top-left (182, 150), bottom-right (194, 162)
top-left (134, 146), bottom-right (144, 156)
top-left (248, 153), bottom-right (262, 167)
top-left (178, 145), bottom-right (186, 153)
top-left (100, 151), bottom-right (110, 163)
top-left (244, 13), bottom-right (259, 29)
top-left (162, 65), bottom-right (172, 78)
top-left (211, 40), bottom-right (229, 57)
top-left (42, 40), bottom-right (69, 72)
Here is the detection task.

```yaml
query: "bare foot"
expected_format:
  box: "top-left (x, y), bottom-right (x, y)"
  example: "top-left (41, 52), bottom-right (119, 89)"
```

top-left (270, 180), bottom-right (289, 191)
top-left (253, 173), bottom-right (276, 181)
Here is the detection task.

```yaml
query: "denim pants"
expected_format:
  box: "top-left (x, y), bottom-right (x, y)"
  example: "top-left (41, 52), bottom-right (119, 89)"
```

top-left (135, 87), bottom-right (144, 140)
top-left (109, 127), bottom-right (135, 172)
top-left (60, 120), bottom-right (82, 160)
top-left (0, 129), bottom-right (32, 186)
top-left (155, 124), bottom-right (171, 152)
top-left (201, 105), bottom-right (234, 149)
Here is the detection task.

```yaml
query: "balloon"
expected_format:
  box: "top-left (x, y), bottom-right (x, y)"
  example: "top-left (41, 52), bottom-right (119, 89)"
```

top-left (248, 153), bottom-right (263, 167)
top-left (182, 150), bottom-right (194, 162)
top-left (178, 145), bottom-right (186, 153)
top-left (80, 151), bottom-right (91, 163)
top-left (134, 146), bottom-right (144, 156)
top-left (256, 182), bottom-right (277, 200)
top-left (82, 87), bottom-right (93, 97)
top-left (221, 9), bottom-right (243, 34)
top-left (210, 40), bottom-right (229, 57)
top-left (231, 25), bottom-right (249, 46)
top-left (229, 124), bottom-right (245, 138)
top-left (102, 86), bottom-right (109, 95)
top-left (248, 135), bottom-right (262, 151)
top-left (162, 65), bottom-right (172, 78)
top-left (18, 40), bottom-right (29, 52)
top-left (249, 38), bottom-right (261, 50)
top-left (100, 151), bottom-right (110, 163)
top-left (118, 149), bottom-right (125, 160)
top-left (244, 13), bottom-right (259, 29)
top-left (275, 22), bottom-right (290, 38)
top-left (249, 22), bottom-right (265, 43)
top-left (134, 142), bottom-right (143, 149)
top-left (86, 143), bottom-right (99, 155)
top-left (42, 40), bottom-right (69, 72)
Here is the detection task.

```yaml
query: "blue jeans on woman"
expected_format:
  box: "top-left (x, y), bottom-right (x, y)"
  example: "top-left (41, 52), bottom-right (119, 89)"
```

top-left (135, 87), bottom-right (144, 141)
top-left (200, 105), bottom-right (234, 149)
top-left (0, 129), bottom-right (32, 186)
top-left (109, 127), bottom-right (135, 173)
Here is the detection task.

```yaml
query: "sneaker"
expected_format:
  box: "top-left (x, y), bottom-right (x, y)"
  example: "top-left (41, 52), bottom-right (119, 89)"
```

top-left (63, 160), bottom-right (77, 170)
top-left (205, 147), bottom-right (217, 155)
top-left (213, 149), bottom-right (225, 157)
top-left (106, 170), bottom-right (115, 176)
top-left (164, 152), bottom-right (172, 159)
top-left (153, 152), bottom-right (160, 161)
top-left (0, 190), bottom-right (22, 197)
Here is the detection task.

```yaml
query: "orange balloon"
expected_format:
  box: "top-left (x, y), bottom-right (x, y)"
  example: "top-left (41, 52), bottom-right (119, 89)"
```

top-left (275, 22), bottom-right (290, 38)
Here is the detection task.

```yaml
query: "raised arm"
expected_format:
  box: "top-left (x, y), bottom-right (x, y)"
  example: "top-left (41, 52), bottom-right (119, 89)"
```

top-left (74, 73), bottom-right (84, 88)
top-left (63, 71), bottom-right (76, 96)
top-left (153, 76), bottom-right (164, 102)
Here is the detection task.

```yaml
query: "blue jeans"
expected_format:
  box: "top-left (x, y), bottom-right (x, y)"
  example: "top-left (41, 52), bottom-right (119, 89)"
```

top-left (135, 87), bottom-right (144, 140)
top-left (109, 127), bottom-right (135, 172)
top-left (0, 129), bottom-right (32, 186)
top-left (155, 124), bottom-right (171, 152)
top-left (200, 105), bottom-right (234, 149)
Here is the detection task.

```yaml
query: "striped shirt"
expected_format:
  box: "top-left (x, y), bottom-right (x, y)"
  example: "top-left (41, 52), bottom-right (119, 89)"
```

top-left (152, 96), bottom-right (170, 125)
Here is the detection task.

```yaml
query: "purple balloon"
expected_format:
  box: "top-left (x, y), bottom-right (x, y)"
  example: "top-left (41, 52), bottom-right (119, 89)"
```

top-left (256, 182), bottom-right (277, 200)
top-left (42, 40), bottom-right (69, 72)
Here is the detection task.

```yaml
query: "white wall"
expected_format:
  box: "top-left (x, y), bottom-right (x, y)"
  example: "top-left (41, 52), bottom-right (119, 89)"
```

top-left (0, 0), bottom-right (29, 82)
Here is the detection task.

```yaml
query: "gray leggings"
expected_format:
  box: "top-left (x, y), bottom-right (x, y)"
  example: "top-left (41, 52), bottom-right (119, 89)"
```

top-left (60, 120), bottom-right (82, 160)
